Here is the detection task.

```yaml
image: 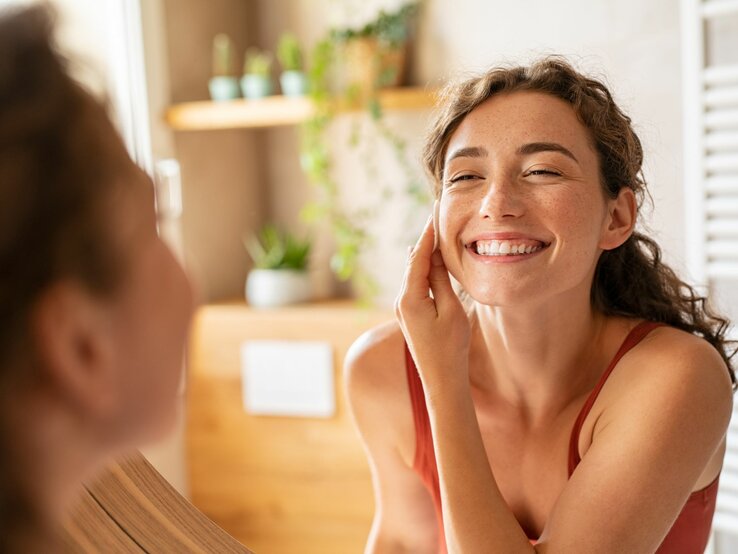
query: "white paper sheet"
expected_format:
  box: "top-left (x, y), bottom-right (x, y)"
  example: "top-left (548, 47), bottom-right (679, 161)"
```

top-left (240, 340), bottom-right (335, 418)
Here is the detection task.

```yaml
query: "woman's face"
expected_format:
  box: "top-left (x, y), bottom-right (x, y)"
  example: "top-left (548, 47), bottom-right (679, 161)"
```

top-left (102, 165), bottom-right (195, 446)
top-left (439, 91), bottom-right (612, 307)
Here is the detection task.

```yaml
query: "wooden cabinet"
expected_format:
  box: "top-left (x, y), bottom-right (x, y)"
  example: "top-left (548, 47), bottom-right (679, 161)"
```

top-left (186, 300), bottom-right (392, 553)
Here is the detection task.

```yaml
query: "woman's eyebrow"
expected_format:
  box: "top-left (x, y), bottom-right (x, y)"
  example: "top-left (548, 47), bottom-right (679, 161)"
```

top-left (516, 142), bottom-right (578, 162)
top-left (446, 145), bottom-right (489, 163)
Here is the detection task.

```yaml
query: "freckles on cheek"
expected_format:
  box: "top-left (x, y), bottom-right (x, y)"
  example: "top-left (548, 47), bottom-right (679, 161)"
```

top-left (547, 192), bottom-right (605, 261)
top-left (547, 184), bottom-right (598, 226)
top-left (438, 197), bottom-right (461, 247)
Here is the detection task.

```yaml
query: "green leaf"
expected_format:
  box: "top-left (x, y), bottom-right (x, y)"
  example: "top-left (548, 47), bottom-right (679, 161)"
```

top-left (277, 33), bottom-right (303, 71)
top-left (245, 224), bottom-right (311, 270)
top-left (368, 97), bottom-right (383, 121)
top-left (330, 252), bottom-right (355, 281)
top-left (300, 202), bottom-right (327, 223)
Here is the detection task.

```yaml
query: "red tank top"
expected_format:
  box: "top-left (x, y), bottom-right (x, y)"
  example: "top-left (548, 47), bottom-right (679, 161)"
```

top-left (404, 321), bottom-right (720, 553)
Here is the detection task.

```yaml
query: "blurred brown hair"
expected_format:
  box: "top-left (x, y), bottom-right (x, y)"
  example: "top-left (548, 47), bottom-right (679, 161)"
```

top-left (422, 57), bottom-right (737, 390)
top-left (0, 5), bottom-right (133, 367)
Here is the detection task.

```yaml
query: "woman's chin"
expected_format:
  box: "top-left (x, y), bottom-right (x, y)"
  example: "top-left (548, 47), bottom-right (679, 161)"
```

top-left (463, 285), bottom-right (534, 308)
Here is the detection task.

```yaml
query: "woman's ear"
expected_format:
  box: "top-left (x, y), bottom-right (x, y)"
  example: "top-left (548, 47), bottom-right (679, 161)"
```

top-left (29, 282), bottom-right (118, 421)
top-left (599, 187), bottom-right (637, 251)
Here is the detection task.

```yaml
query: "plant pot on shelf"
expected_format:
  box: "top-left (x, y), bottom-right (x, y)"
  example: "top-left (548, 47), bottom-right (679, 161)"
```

top-left (280, 70), bottom-right (308, 97)
top-left (343, 37), bottom-right (408, 97)
top-left (240, 74), bottom-right (272, 99)
top-left (245, 269), bottom-right (312, 308)
top-left (208, 76), bottom-right (241, 101)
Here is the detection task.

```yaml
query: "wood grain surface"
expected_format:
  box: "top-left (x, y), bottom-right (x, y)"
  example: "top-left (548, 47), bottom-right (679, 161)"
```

top-left (62, 452), bottom-right (251, 553)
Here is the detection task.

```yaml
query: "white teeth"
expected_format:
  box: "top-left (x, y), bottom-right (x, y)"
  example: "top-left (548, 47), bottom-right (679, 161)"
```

top-left (473, 240), bottom-right (545, 257)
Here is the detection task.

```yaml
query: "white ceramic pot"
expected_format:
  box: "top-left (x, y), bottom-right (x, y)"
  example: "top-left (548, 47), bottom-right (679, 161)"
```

top-left (279, 70), bottom-right (308, 97)
top-left (208, 76), bottom-right (241, 101)
top-left (246, 269), bottom-right (312, 308)
top-left (240, 74), bottom-right (272, 99)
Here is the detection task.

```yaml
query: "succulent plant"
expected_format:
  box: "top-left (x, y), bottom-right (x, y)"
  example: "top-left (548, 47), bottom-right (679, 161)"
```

top-left (243, 48), bottom-right (273, 76)
top-left (277, 33), bottom-right (303, 72)
top-left (212, 33), bottom-right (235, 77)
top-left (245, 225), bottom-right (311, 271)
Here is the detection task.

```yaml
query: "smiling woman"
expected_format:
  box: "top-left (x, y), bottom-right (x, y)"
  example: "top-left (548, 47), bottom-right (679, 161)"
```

top-left (345, 58), bottom-right (737, 554)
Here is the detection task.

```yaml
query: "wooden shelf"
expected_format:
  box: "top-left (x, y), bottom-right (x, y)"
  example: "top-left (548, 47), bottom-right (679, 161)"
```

top-left (165, 86), bottom-right (437, 131)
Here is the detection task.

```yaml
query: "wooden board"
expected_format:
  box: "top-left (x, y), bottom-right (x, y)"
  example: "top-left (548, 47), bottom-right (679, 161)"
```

top-left (62, 488), bottom-right (145, 553)
top-left (165, 87), bottom-right (437, 130)
top-left (186, 300), bottom-right (393, 553)
top-left (62, 452), bottom-right (251, 552)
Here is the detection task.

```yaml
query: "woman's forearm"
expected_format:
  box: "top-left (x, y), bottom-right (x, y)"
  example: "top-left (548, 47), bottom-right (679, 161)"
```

top-left (426, 382), bottom-right (536, 553)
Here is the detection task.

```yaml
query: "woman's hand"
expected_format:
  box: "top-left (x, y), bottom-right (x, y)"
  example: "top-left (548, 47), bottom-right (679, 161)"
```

top-left (395, 214), bottom-right (471, 398)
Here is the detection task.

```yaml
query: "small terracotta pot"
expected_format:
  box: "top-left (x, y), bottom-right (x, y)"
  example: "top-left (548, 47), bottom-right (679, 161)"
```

top-left (343, 37), bottom-right (408, 97)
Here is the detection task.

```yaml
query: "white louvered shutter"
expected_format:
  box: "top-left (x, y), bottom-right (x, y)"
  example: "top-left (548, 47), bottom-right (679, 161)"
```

top-left (681, 1), bottom-right (738, 551)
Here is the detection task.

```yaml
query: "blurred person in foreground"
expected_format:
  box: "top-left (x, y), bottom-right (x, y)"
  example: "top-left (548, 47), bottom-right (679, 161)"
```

top-left (0, 5), bottom-right (194, 550)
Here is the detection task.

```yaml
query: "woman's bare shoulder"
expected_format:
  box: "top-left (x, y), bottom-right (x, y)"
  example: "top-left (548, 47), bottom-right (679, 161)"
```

top-left (344, 320), bottom-right (417, 462)
top-left (632, 324), bottom-right (732, 392)
top-left (344, 319), bottom-right (407, 393)
top-left (597, 321), bottom-right (734, 441)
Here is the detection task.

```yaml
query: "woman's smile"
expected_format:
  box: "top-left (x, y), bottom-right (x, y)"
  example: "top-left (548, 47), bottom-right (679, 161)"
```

top-left (465, 239), bottom-right (551, 264)
top-left (462, 231), bottom-right (553, 264)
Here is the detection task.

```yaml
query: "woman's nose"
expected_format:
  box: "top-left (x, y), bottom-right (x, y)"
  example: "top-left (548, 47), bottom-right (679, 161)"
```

top-left (477, 177), bottom-right (524, 220)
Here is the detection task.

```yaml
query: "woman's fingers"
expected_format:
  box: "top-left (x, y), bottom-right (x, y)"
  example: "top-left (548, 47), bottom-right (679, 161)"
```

top-left (433, 199), bottom-right (440, 251)
top-left (428, 250), bottom-right (457, 311)
top-left (396, 215), bottom-right (436, 319)
top-left (404, 215), bottom-right (435, 297)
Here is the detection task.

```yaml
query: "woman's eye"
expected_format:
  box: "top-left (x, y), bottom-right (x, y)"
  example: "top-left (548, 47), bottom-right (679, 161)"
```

top-left (448, 174), bottom-right (479, 184)
top-left (525, 169), bottom-right (561, 177)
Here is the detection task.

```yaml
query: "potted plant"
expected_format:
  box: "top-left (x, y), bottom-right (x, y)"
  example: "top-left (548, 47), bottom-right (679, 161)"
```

top-left (208, 33), bottom-right (240, 101)
top-left (299, 2), bottom-right (427, 303)
top-left (244, 225), bottom-right (312, 308)
top-left (277, 32), bottom-right (308, 97)
top-left (241, 48), bottom-right (273, 99)
top-left (332, 2), bottom-right (419, 97)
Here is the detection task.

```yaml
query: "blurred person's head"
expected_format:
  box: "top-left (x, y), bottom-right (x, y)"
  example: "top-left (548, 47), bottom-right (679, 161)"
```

top-left (0, 5), bottom-right (194, 548)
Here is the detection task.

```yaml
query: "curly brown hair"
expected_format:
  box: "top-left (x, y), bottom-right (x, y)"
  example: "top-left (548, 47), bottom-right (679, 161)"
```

top-left (422, 56), bottom-right (737, 391)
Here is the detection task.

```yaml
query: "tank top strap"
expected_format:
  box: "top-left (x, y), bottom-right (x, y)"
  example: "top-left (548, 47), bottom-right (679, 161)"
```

top-left (568, 321), bottom-right (666, 476)
top-left (404, 343), bottom-right (433, 472)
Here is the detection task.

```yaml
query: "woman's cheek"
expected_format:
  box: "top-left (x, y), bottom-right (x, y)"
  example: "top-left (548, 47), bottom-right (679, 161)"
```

top-left (546, 191), bottom-right (607, 270)
top-left (438, 195), bottom-right (468, 274)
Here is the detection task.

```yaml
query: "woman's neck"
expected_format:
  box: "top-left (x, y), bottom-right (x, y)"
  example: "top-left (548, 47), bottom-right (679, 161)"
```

top-left (470, 286), bottom-right (611, 426)
top-left (4, 390), bottom-right (110, 544)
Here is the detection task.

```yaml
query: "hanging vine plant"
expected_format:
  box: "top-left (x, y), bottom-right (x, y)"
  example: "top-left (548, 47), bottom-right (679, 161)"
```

top-left (299, 1), bottom-right (428, 303)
